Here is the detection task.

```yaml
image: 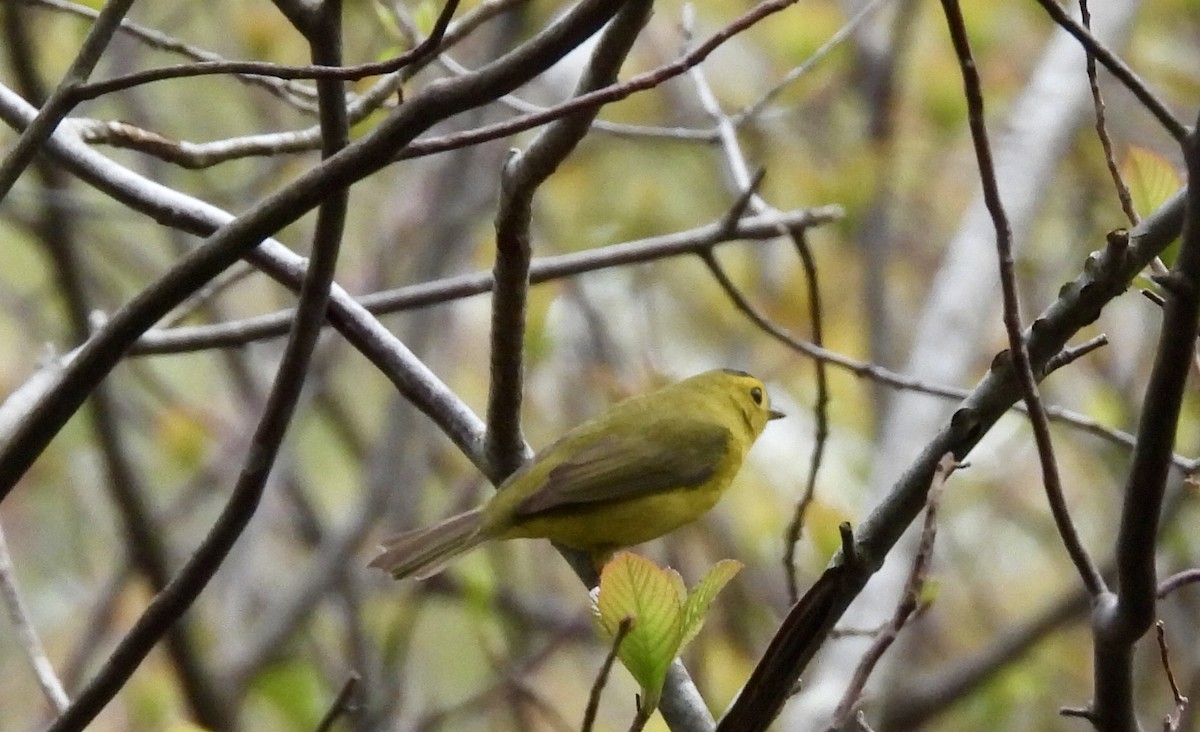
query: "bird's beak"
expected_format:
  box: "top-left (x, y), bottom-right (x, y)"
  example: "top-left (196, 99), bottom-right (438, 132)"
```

top-left (768, 409), bottom-right (786, 421)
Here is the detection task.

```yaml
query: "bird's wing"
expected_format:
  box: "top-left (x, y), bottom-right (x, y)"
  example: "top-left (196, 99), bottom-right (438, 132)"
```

top-left (513, 418), bottom-right (731, 517)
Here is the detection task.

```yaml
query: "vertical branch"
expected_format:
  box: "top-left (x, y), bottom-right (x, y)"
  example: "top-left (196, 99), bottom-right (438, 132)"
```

top-left (486, 150), bottom-right (536, 478)
top-left (44, 2), bottom-right (354, 727)
top-left (782, 227), bottom-right (830, 603)
top-left (938, 0), bottom-right (1105, 596)
top-left (684, 32), bottom-right (829, 603)
top-left (1078, 0), bottom-right (1139, 227)
top-left (2, 6), bottom-right (232, 724)
top-left (485, 0), bottom-right (651, 479)
top-left (1092, 116), bottom-right (1200, 731)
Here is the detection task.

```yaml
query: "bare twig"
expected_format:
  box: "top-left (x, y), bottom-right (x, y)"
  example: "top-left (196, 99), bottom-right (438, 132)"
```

top-left (68, 0), bottom-right (461, 100)
top-left (940, 0), bottom-right (1105, 596)
top-left (1078, 0), bottom-right (1139, 227)
top-left (486, 0), bottom-right (653, 478)
top-left (0, 0), bottom-right (135, 200)
top-left (47, 10), bottom-right (354, 727)
top-left (0, 522), bottom-right (70, 714)
top-left (314, 673), bottom-right (361, 732)
top-left (1157, 568), bottom-right (1200, 598)
top-left (826, 454), bottom-right (954, 730)
top-left (22, 0), bottom-right (320, 106)
top-left (583, 617), bottom-right (633, 732)
top-left (1028, 0), bottom-right (1188, 143)
top-left (733, 0), bottom-right (892, 125)
top-left (1156, 621), bottom-right (1189, 731)
top-left (1042, 334), bottom-right (1108, 374)
top-left (781, 228), bottom-right (831, 605)
top-left (682, 38), bottom-right (831, 603)
top-left (130, 207), bottom-right (838, 355)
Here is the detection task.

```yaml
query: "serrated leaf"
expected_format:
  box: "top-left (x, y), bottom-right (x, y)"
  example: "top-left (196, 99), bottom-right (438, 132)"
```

top-left (1121, 146), bottom-right (1182, 221)
top-left (593, 552), bottom-right (685, 698)
top-left (680, 559), bottom-right (742, 649)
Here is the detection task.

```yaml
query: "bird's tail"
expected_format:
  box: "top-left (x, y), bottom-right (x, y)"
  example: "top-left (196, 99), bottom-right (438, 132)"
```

top-left (369, 508), bottom-right (486, 580)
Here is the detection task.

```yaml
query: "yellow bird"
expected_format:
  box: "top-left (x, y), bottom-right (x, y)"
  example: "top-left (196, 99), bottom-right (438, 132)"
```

top-left (370, 369), bottom-right (784, 580)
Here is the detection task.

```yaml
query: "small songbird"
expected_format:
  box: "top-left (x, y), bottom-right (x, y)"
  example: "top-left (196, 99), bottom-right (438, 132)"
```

top-left (370, 369), bottom-right (784, 580)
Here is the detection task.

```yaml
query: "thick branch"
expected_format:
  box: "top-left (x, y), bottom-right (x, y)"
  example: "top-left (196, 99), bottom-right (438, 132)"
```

top-left (1090, 115), bottom-right (1200, 732)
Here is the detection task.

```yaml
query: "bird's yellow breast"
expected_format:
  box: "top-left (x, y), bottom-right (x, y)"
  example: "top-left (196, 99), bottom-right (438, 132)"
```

top-left (497, 437), bottom-right (746, 554)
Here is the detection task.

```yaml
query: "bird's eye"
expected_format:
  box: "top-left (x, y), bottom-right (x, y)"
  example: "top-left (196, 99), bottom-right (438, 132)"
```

top-left (750, 386), bottom-right (763, 405)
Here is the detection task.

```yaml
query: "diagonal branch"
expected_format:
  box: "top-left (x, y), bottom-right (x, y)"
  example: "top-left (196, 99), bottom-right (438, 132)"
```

top-left (0, 0), bottom-right (626, 504)
top-left (939, 0), bottom-right (1104, 596)
top-left (1028, 0), bottom-right (1187, 143)
top-left (714, 186), bottom-right (1189, 732)
top-left (45, 4), bottom-right (354, 726)
top-left (0, 0), bottom-right (135, 199)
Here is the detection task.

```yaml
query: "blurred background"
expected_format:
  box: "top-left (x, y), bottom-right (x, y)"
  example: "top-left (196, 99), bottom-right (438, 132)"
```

top-left (0, 0), bottom-right (1198, 729)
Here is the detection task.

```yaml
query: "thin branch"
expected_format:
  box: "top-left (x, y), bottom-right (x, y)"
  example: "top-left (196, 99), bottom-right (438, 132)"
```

top-left (1156, 621), bottom-right (1188, 732)
top-left (485, 0), bottom-right (653, 478)
top-left (1043, 334), bottom-right (1108, 374)
top-left (21, 0), bottom-right (319, 107)
top-left (68, 0), bottom-right (462, 101)
top-left (940, 0), bottom-right (1105, 596)
top-left (0, 0), bottom-right (135, 200)
top-left (314, 674), bottom-right (361, 732)
top-left (0, 521), bottom-right (70, 714)
top-left (1157, 568), bottom-right (1200, 598)
top-left (129, 208), bottom-right (838, 355)
top-left (732, 0), bottom-right (892, 125)
top-left (583, 617), bottom-right (633, 732)
top-left (826, 454), bottom-right (954, 730)
top-left (47, 10), bottom-right (354, 727)
top-left (1028, 0), bottom-right (1188, 143)
top-left (782, 228), bottom-right (831, 604)
top-left (1078, 0), bottom-right (1139, 227)
top-left (682, 34), bottom-right (831, 604)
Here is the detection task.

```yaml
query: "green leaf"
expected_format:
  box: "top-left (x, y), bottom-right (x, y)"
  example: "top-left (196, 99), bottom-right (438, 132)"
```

top-left (593, 553), bottom-right (686, 702)
top-left (1121, 146), bottom-right (1182, 221)
top-left (679, 559), bottom-right (742, 649)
